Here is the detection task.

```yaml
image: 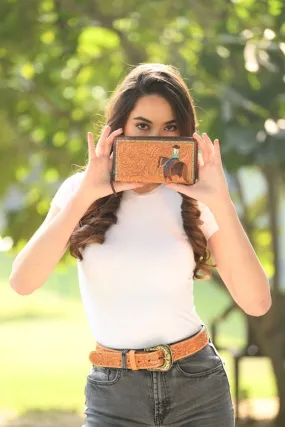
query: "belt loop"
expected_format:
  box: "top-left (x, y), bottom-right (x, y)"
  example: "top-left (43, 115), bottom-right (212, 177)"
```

top-left (129, 350), bottom-right (139, 370)
top-left (121, 349), bottom-right (129, 371)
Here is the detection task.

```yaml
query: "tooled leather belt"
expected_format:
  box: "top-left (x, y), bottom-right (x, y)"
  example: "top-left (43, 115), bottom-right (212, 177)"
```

top-left (88, 325), bottom-right (210, 372)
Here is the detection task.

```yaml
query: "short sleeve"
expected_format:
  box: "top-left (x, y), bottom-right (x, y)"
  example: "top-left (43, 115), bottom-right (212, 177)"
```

top-left (50, 172), bottom-right (83, 209)
top-left (198, 201), bottom-right (219, 241)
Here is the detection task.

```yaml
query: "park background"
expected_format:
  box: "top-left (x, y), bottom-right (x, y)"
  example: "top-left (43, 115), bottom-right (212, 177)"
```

top-left (0, 0), bottom-right (284, 426)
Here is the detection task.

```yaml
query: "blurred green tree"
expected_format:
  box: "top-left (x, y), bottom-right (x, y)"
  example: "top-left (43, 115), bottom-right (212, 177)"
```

top-left (1, 0), bottom-right (284, 423)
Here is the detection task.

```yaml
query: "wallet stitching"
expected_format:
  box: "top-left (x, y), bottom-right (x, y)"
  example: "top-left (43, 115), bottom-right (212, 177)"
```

top-left (115, 136), bottom-right (194, 142)
top-left (116, 139), bottom-right (193, 144)
top-left (112, 140), bottom-right (118, 180)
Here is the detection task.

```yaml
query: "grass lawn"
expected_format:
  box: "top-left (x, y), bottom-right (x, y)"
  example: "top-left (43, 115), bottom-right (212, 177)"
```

top-left (1, 252), bottom-right (276, 417)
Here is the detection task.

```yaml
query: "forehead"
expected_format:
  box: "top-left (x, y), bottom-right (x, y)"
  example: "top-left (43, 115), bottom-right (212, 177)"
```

top-left (129, 95), bottom-right (175, 120)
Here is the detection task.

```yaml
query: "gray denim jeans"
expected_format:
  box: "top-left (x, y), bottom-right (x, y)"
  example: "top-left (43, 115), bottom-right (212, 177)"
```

top-left (83, 326), bottom-right (235, 426)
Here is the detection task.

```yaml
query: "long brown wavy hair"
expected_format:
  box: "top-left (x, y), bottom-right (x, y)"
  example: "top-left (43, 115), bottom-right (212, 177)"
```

top-left (69, 63), bottom-right (216, 280)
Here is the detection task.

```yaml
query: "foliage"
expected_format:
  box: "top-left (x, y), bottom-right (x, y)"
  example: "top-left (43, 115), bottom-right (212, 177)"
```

top-left (1, 0), bottom-right (284, 260)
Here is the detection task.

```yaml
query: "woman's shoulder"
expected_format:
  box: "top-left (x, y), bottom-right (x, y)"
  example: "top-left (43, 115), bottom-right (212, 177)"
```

top-left (196, 200), bottom-right (219, 241)
top-left (50, 170), bottom-right (85, 209)
top-left (65, 170), bottom-right (85, 188)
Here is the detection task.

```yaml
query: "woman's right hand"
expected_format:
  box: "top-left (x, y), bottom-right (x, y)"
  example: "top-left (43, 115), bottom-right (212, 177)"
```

top-left (77, 125), bottom-right (143, 204)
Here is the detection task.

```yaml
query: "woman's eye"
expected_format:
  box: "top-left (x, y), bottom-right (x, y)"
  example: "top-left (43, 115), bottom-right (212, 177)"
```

top-left (165, 125), bottom-right (177, 131)
top-left (136, 123), bottom-right (177, 131)
top-left (136, 123), bottom-right (149, 130)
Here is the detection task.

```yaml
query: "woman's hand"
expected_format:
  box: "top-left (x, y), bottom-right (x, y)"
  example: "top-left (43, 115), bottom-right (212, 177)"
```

top-left (77, 126), bottom-right (143, 204)
top-left (165, 132), bottom-right (231, 208)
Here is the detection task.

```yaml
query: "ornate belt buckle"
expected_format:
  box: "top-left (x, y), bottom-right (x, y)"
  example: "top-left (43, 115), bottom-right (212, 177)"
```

top-left (144, 344), bottom-right (173, 371)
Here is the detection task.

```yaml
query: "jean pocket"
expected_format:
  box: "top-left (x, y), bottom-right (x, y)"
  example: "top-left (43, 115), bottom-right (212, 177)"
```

top-left (175, 342), bottom-right (224, 378)
top-left (86, 365), bottom-right (121, 386)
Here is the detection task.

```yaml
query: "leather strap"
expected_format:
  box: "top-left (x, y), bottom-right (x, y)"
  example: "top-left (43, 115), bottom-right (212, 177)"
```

top-left (110, 178), bottom-right (118, 197)
top-left (89, 325), bottom-right (210, 371)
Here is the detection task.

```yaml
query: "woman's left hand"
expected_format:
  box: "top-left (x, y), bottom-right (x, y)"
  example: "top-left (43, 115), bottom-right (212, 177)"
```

top-left (165, 132), bottom-right (231, 208)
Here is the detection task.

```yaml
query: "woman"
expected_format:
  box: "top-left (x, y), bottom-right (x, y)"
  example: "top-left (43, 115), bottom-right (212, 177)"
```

top-left (11, 63), bottom-right (271, 426)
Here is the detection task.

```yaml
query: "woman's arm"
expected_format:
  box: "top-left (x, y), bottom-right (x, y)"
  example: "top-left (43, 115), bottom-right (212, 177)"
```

top-left (9, 192), bottom-right (91, 295)
top-left (9, 127), bottom-right (145, 296)
top-left (166, 132), bottom-right (271, 317)
top-left (208, 197), bottom-right (272, 317)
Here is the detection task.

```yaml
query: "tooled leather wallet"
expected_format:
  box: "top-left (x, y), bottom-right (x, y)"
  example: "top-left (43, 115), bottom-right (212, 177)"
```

top-left (111, 136), bottom-right (199, 185)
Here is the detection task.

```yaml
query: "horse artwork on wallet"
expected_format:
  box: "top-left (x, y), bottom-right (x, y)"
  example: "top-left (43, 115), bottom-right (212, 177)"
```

top-left (157, 144), bottom-right (188, 182)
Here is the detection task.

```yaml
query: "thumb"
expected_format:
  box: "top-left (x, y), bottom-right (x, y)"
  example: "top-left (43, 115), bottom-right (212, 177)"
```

top-left (198, 152), bottom-right (204, 167)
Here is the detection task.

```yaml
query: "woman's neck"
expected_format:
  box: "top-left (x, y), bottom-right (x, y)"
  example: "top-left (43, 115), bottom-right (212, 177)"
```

top-left (131, 183), bottom-right (161, 194)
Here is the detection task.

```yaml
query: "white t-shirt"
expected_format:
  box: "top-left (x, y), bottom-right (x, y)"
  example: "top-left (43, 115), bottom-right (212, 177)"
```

top-left (50, 172), bottom-right (219, 349)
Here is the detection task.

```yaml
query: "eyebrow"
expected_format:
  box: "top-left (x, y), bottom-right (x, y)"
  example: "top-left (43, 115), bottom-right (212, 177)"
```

top-left (133, 116), bottom-right (176, 125)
